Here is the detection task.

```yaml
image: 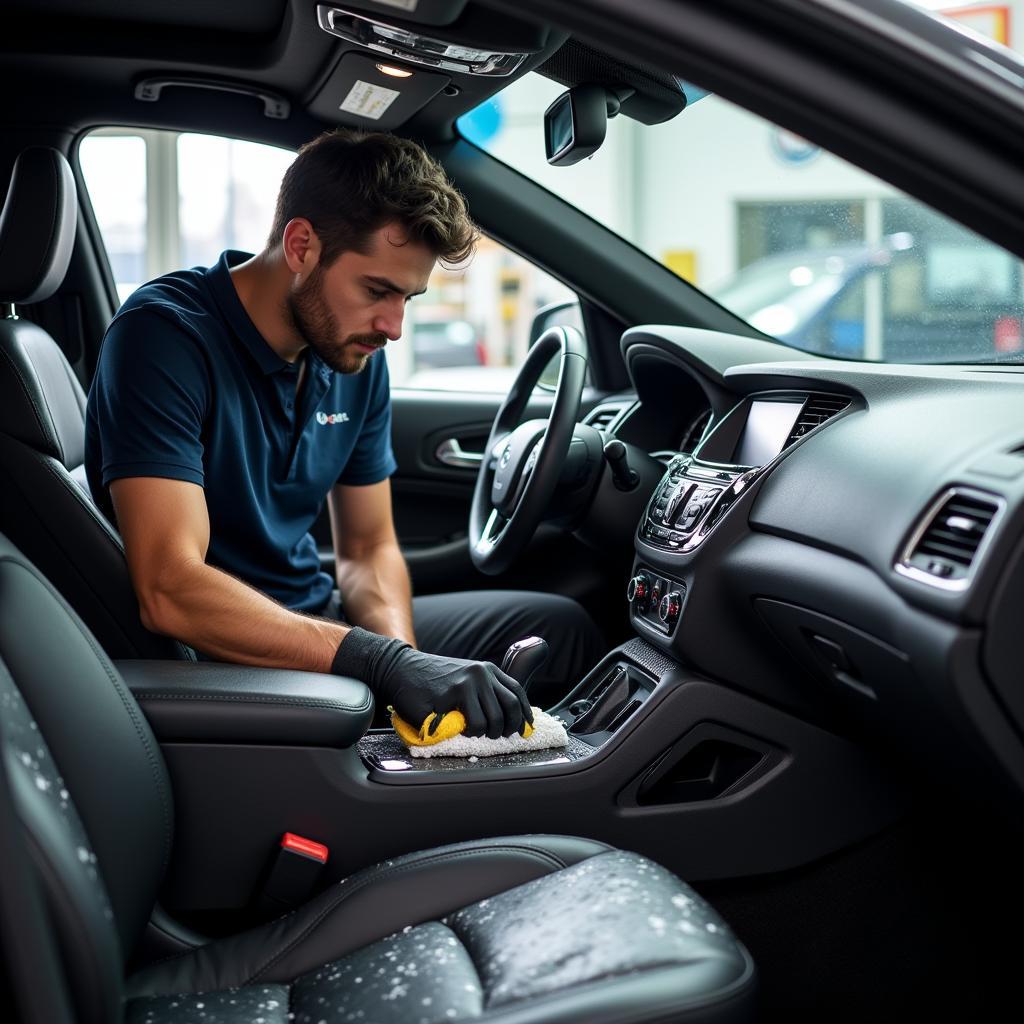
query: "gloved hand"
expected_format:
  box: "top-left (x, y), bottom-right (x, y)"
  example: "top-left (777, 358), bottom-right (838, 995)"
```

top-left (331, 627), bottom-right (534, 739)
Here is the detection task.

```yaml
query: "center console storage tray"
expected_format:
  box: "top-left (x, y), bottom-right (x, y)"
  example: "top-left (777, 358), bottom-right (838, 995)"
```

top-left (359, 730), bottom-right (595, 774)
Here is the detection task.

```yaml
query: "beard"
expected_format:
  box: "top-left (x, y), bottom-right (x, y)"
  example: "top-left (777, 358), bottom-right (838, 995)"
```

top-left (286, 267), bottom-right (385, 374)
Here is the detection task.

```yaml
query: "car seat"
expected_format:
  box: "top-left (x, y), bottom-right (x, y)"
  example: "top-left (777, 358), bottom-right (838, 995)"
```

top-left (0, 146), bottom-right (190, 660)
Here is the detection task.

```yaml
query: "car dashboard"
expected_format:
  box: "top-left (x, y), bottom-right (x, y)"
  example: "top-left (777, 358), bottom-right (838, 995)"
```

top-left (606, 324), bottom-right (1024, 809)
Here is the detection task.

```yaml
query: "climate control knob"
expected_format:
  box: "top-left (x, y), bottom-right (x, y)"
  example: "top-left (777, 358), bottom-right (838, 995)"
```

top-left (658, 591), bottom-right (682, 626)
top-left (626, 574), bottom-right (649, 604)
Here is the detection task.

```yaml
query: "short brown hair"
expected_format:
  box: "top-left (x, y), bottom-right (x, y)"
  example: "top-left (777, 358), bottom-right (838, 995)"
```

top-left (268, 129), bottom-right (478, 267)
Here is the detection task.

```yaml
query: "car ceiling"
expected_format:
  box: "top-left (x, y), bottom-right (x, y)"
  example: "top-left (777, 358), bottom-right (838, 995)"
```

top-left (0, 0), bottom-right (683, 148)
top-left (2, 0), bottom-right (1023, 261)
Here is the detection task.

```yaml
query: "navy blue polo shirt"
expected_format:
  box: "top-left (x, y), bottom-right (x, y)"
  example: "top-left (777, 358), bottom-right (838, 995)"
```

top-left (85, 250), bottom-right (397, 613)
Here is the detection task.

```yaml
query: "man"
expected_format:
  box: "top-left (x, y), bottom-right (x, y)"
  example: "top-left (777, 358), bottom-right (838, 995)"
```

top-left (85, 129), bottom-right (604, 740)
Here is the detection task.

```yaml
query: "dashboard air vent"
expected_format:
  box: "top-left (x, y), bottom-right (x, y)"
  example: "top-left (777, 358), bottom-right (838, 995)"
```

top-left (785, 393), bottom-right (850, 447)
top-left (898, 489), bottom-right (1001, 587)
top-left (584, 402), bottom-right (630, 433)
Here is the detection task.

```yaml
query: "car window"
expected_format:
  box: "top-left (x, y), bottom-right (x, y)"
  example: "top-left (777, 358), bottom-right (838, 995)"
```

top-left (384, 234), bottom-right (578, 393)
top-left (457, 9), bottom-right (1024, 364)
top-left (79, 129), bottom-right (294, 305)
top-left (79, 128), bottom-right (580, 393)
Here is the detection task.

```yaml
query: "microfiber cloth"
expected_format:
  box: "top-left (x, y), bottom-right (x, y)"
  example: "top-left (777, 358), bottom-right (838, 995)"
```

top-left (391, 707), bottom-right (568, 759)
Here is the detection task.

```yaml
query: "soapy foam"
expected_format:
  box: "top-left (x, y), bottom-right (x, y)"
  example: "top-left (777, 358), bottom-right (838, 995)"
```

top-left (406, 707), bottom-right (567, 759)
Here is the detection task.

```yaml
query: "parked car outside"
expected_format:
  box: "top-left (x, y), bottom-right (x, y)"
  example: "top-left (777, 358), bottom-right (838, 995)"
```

top-left (710, 234), bottom-right (1024, 362)
top-left (410, 317), bottom-right (486, 369)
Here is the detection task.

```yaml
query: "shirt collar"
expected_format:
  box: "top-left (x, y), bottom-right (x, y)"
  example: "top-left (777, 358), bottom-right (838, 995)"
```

top-left (208, 250), bottom-right (293, 377)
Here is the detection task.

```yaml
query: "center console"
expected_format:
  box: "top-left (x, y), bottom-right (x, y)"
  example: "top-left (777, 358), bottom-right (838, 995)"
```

top-left (359, 637), bottom-right (673, 780)
top-left (631, 391), bottom-right (850, 644)
top-left (640, 392), bottom-right (848, 554)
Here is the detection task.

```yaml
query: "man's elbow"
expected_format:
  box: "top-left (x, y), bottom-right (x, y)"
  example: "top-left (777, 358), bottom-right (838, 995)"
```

top-left (135, 560), bottom-right (200, 637)
top-left (137, 593), bottom-right (172, 636)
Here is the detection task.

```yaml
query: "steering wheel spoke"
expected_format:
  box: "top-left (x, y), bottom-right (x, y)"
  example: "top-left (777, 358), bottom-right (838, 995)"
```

top-left (468, 326), bottom-right (587, 574)
top-left (489, 432), bottom-right (511, 460)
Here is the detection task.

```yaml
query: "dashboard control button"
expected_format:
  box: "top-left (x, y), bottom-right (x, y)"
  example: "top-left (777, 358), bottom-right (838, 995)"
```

top-left (666, 482), bottom-right (691, 518)
top-left (626, 574), bottom-right (649, 603)
top-left (659, 591), bottom-right (682, 626)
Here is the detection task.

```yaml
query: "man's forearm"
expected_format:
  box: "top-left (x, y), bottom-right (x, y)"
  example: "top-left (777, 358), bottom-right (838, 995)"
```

top-left (335, 541), bottom-right (416, 646)
top-left (141, 557), bottom-right (348, 671)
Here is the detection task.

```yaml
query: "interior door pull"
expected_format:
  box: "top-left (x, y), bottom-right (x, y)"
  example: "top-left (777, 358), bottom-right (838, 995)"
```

top-left (435, 438), bottom-right (483, 468)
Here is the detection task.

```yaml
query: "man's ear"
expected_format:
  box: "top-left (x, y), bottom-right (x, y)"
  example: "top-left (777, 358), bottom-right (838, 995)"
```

top-left (281, 218), bottom-right (322, 275)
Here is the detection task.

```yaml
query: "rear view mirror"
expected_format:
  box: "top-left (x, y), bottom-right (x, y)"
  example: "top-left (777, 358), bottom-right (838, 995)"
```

top-left (544, 85), bottom-right (610, 166)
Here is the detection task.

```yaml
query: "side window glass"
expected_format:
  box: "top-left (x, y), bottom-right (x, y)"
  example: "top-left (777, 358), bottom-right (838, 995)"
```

top-left (177, 134), bottom-right (294, 269)
top-left (385, 237), bottom-right (581, 393)
top-left (78, 133), bottom-right (148, 304)
top-left (79, 129), bottom-right (293, 304)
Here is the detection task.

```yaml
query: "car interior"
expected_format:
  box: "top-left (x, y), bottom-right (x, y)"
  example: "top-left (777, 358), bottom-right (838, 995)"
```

top-left (2, 1), bottom-right (1024, 1021)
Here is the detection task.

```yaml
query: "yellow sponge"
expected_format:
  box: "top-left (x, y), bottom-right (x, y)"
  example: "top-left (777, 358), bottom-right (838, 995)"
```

top-left (391, 709), bottom-right (534, 747)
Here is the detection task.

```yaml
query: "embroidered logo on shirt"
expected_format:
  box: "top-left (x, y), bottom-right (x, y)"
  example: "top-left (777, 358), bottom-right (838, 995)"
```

top-left (316, 411), bottom-right (350, 425)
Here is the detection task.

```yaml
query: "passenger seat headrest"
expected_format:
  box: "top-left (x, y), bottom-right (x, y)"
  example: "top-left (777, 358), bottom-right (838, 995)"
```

top-left (0, 148), bottom-right (78, 305)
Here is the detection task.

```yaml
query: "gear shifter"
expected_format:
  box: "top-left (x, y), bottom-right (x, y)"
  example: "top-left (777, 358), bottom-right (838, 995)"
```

top-left (500, 636), bottom-right (549, 693)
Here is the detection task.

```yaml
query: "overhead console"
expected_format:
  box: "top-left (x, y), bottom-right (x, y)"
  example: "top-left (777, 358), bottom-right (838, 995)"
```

top-left (639, 391), bottom-right (851, 554)
top-left (310, 2), bottom-right (563, 129)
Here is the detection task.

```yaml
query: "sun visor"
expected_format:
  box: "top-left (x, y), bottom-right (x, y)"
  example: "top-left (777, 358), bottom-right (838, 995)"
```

top-left (538, 40), bottom-right (687, 125)
top-left (308, 51), bottom-right (451, 128)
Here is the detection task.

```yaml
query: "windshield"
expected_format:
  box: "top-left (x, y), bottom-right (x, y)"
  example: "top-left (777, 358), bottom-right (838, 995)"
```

top-left (458, 72), bottom-right (1024, 364)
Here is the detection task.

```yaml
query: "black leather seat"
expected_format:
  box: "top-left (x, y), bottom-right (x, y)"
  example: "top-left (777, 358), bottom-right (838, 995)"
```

top-left (0, 531), bottom-right (757, 1023)
top-left (0, 146), bottom-right (189, 660)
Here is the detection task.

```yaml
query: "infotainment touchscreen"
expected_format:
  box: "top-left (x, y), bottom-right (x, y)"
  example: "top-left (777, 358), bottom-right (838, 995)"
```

top-left (733, 400), bottom-right (803, 467)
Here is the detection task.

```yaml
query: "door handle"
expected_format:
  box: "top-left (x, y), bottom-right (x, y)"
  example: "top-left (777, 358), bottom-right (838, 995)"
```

top-left (435, 438), bottom-right (484, 468)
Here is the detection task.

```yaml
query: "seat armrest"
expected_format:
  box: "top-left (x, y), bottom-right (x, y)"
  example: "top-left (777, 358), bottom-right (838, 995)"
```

top-left (117, 660), bottom-right (373, 748)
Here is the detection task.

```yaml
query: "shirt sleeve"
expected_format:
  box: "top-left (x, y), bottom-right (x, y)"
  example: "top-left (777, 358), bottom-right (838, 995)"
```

top-left (90, 306), bottom-right (211, 490)
top-left (336, 353), bottom-right (398, 486)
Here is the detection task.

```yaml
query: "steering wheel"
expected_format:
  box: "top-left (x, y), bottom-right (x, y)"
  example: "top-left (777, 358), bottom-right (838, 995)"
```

top-left (469, 325), bottom-right (587, 575)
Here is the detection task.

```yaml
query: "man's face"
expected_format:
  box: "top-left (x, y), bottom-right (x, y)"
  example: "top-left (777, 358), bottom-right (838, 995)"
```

top-left (286, 222), bottom-right (435, 374)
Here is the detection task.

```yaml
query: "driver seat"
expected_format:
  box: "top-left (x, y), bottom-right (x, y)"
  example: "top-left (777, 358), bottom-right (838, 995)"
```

top-left (0, 530), bottom-right (758, 1023)
top-left (0, 146), bottom-right (191, 660)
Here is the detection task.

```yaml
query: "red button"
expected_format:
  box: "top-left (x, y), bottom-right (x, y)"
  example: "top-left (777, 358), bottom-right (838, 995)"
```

top-left (281, 833), bottom-right (329, 863)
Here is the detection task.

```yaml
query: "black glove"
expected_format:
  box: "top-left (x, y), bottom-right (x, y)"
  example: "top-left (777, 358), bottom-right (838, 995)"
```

top-left (331, 628), bottom-right (534, 739)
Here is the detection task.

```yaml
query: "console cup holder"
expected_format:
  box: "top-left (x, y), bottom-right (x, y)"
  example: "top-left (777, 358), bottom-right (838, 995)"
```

top-left (564, 664), bottom-right (651, 737)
